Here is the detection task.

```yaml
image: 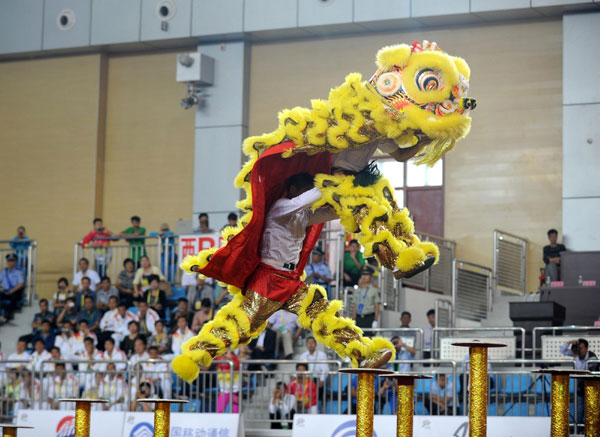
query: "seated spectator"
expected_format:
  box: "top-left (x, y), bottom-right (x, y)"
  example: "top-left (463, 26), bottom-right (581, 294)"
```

top-left (169, 298), bottom-right (193, 332)
top-left (191, 298), bottom-right (214, 332)
top-left (19, 369), bottom-right (40, 410)
top-left (343, 239), bottom-right (365, 287)
top-left (148, 320), bottom-right (171, 356)
top-left (31, 298), bottom-right (55, 335)
top-left (7, 339), bottom-right (32, 369)
top-left (102, 337), bottom-right (127, 370)
top-left (215, 349), bottom-right (241, 413)
top-left (171, 316), bottom-right (194, 356)
top-left (400, 311), bottom-right (411, 328)
top-left (133, 256), bottom-right (165, 301)
top-left (0, 253), bottom-right (25, 320)
top-left (98, 296), bottom-right (121, 342)
top-left (305, 248), bottom-right (333, 286)
top-left (560, 338), bottom-right (599, 371)
top-left (149, 223), bottom-right (177, 283)
top-left (390, 335), bottom-right (415, 372)
top-left (80, 337), bottom-right (104, 389)
top-left (423, 309), bottom-right (435, 359)
top-left (248, 327), bottom-right (277, 370)
top-left (45, 362), bottom-right (78, 409)
top-left (269, 382), bottom-right (293, 429)
top-left (287, 363), bottom-right (318, 414)
top-left (137, 300), bottom-right (159, 337)
top-left (10, 225), bottom-right (31, 271)
top-left (147, 346), bottom-right (170, 397)
top-left (32, 320), bottom-right (56, 351)
top-left (54, 321), bottom-right (82, 359)
top-left (102, 362), bottom-right (127, 411)
top-left (130, 337), bottom-right (150, 369)
top-left (215, 284), bottom-right (232, 310)
top-left (187, 276), bottom-right (215, 311)
top-left (268, 310), bottom-right (302, 359)
top-left (352, 266), bottom-right (380, 330)
top-left (96, 276), bottom-right (119, 312)
top-left (106, 302), bottom-right (136, 345)
top-left (193, 212), bottom-right (215, 234)
top-left (56, 297), bottom-right (79, 326)
top-left (119, 215), bottom-right (147, 265)
top-left (75, 320), bottom-right (99, 350)
top-left (53, 277), bottom-right (73, 316)
top-left (120, 321), bottom-right (140, 357)
top-left (426, 374), bottom-right (454, 415)
top-left (81, 218), bottom-right (114, 277)
top-left (543, 228), bottom-right (566, 282)
top-left (131, 381), bottom-right (153, 412)
top-left (74, 277), bottom-right (96, 311)
top-left (227, 212), bottom-right (238, 228)
top-left (48, 347), bottom-right (73, 372)
top-left (143, 275), bottom-right (166, 318)
top-left (73, 257), bottom-right (101, 291)
top-left (76, 296), bottom-right (101, 331)
top-left (116, 258), bottom-right (136, 307)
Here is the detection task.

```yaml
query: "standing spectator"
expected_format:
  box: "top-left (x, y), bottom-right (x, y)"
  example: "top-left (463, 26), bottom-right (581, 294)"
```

top-left (269, 382), bottom-right (292, 429)
top-left (191, 298), bottom-right (214, 332)
top-left (148, 320), bottom-right (171, 356)
top-left (10, 226), bottom-right (31, 271)
top-left (120, 216), bottom-right (147, 264)
top-left (32, 320), bottom-right (56, 351)
top-left (116, 258), bottom-right (136, 307)
top-left (305, 248), bottom-right (333, 286)
top-left (120, 321), bottom-right (140, 357)
top-left (215, 349), bottom-right (241, 413)
top-left (560, 338), bottom-right (599, 371)
top-left (424, 309), bottom-right (435, 359)
top-left (52, 277), bottom-right (73, 316)
top-left (143, 275), bottom-right (166, 318)
top-left (268, 310), bottom-right (302, 360)
top-left (31, 339), bottom-right (52, 372)
top-left (74, 277), bottom-right (96, 311)
top-left (54, 321), bottom-right (81, 359)
top-left (81, 218), bottom-right (113, 277)
top-left (133, 256), bottom-right (165, 300)
top-left (102, 338), bottom-right (127, 370)
top-left (287, 363), bottom-right (318, 414)
top-left (56, 297), bottom-right (79, 326)
top-left (194, 213), bottom-right (215, 234)
top-left (149, 223), bottom-right (177, 283)
top-left (0, 254), bottom-right (25, 319)
top-left (343, 240), bottom-right (365, 286)
top-left (96, 276), bottom-right (119, 312)
top-left (73, 258), bottom-right (101, 291)
top-left (391, 335), bottom-right (415, 372)
top-left (352, 266), bottom-right (380, 330)
top-left (187, 276), bottom-right (215, 311)
top-left (171, 316), bottom-right (194, 356)
top-left (543, 229), bottom-right (567, 282)
top-left (299, 336), bottom-right (329, 401)
top-left (400, 311), bottom-right (411, 328)
top-left (426, 374), bottom-right (454, 415)
top-left (7, 339), bottom-right (32, 368)
top-left (77, 296), bottom-right (101, 332)
top-left (137, 301), bottom-right (158, 337)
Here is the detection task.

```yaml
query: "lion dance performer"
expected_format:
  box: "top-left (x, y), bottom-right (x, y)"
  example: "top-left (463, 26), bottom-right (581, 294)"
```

top-left (172, 41), bottom-right (475, 382)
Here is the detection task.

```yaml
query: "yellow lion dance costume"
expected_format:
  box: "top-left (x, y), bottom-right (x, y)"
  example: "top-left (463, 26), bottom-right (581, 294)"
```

top-left (172, 41), bottom-right (475, 382)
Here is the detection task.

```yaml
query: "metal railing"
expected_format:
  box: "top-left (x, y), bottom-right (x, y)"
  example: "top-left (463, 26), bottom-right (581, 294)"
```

top-left (452, 259), bottom-right (493, 323)
top-left (361, 328), bottom-right (424, 359)
top-left (0, 239), bottom-right (37, 306)
top-left (432, 327), bottom-right (526, 360)
top-left (532, 326), bottom-right (600, 359)
top-left (493, 230), bottom-right (527, 295)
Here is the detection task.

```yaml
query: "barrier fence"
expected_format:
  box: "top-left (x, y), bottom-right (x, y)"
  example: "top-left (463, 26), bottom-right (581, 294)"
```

top-left (0, 239), bottom-right (37, 306)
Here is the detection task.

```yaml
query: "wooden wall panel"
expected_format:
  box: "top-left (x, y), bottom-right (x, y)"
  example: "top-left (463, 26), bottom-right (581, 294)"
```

top-left (102, 52), bottom-right (194, 239)
top-left (0, 55), bottom-right (102, 296)
top-left (248, 20), bottom-right (562, 292)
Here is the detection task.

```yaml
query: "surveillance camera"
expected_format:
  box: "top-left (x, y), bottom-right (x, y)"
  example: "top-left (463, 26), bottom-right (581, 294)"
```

top-left (180, 94), bottom-right (199, 110)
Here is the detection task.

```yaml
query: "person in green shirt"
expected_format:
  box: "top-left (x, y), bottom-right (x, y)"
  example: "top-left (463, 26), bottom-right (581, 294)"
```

top-left (343, 239), bottom-right (365, 286)
top-left (120, 215), bottom-right (146, 264)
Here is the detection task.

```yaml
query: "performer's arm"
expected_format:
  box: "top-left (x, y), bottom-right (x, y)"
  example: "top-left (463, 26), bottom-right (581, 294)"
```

top-left (384, 134), bottom-right (432, 163)
top-left (307, 206), bottom-right (338, 225)
top-left (270, 187), bottom-right (323, 218)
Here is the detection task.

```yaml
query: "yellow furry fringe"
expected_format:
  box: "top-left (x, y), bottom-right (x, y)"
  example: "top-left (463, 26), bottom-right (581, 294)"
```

top-left (171, 354), bottom-right (201, 383)
top-left (180, 247), bottom-right (218, 274)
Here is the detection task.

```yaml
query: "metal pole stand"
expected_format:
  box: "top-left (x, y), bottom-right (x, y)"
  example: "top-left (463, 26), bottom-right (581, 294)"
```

top-left (387, 373), bottom-right (432, 437)
top-left (339, 368), bottom-right (394, 437)
top-left (573, 374), bottom-right (600, 437)
top-left (137, 399), bottom-right (189, 437)
top-left (0, 425), bottom-right (33, 437)
top-left (532, 369), bottom-right (589, 437)
top-left (452, 340), bottom-right (506, 437)
top-left (58, 398), bottom-right (108, 437)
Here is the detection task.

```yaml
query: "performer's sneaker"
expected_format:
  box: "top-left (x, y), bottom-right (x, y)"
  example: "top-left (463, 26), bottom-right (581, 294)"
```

top-left (393, 256), bottom-right (436, 280)
top-left (360, 349), bottom-right (393, 369)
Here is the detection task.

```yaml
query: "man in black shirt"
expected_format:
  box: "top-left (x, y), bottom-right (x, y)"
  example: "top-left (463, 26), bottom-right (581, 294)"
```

top-left (543, 229), bottom-right (566, 281)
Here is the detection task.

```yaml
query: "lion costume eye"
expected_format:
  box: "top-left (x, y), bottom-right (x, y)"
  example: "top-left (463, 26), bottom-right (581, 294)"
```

top-left (415, 68), bottom-right (442, 91)
top-left (375, 72), bottom-right (402, 97)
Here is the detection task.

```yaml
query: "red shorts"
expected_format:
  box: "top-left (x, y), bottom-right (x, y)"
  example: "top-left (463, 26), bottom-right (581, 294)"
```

top-left (245, 263), bottom-right (304, 303)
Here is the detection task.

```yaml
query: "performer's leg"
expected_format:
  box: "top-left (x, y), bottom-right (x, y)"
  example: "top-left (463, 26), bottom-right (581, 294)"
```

top-left (172, 290), bottom-right (284, 382)
top-left (283, 284), bottom-right (394, 368)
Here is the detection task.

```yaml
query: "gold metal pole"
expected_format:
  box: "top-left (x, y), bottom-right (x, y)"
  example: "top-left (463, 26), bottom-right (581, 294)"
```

top-left (387, 374), bottom-right (432, 437)
top-left (0, 425), bottom-right (33, 437)
top-left (339, 368), bottom-right (393, 437)
top-left (138, 399), bottom-right (188, 437)
top-left (58, 398), bottom-right (108, 437)
top-left (452, 340), bottom-right (506, 437)
top-left (573, 374), bottom-right (600, 437)
top-left (533, 369), bottom-right (589, 437)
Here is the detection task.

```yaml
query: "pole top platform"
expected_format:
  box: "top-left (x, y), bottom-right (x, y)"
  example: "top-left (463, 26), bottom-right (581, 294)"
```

top-left (58, 398), bottom-right (109, 404)
top-left (137, 398), bottom-right (189, 404)
top-left (451, 339), bottom-right (507, 348)
top-left (532, 369), bottom-right (590, 376)
top-left (339, 368), bottom-right (395, 376)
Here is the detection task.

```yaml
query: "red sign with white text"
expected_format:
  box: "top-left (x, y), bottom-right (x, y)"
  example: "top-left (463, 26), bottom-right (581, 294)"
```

top-left (178, 234), bottom-right (224, 261)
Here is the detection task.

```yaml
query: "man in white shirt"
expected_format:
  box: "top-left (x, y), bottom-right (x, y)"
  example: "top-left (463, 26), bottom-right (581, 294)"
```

top-left (31, 339), bottom-right (52, 372)
top-left (7, 339), bottom-right (32, 369)
top-left (137, 301), bottom-right (158, 337)
top-left (171, 316), bottom-right (194, 356)
top-left (108, 303), bottom-right (137, 344)
top-left (267, 310), bottom-right (302, 359)
top-left (73, 257), bottom-right (101, 291)
top-left (54, 321), bottom-right (83, 359)
top-left (102, 337), bottom-right (127, 371)
top-left (423, 309), bottom-right (435, 359)
top-left (299, 336), bottom-right (329, 382)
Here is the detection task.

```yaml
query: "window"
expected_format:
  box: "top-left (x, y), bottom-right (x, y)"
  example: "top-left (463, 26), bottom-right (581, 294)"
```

top-left (377, 157), bottom-right (444, 236)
